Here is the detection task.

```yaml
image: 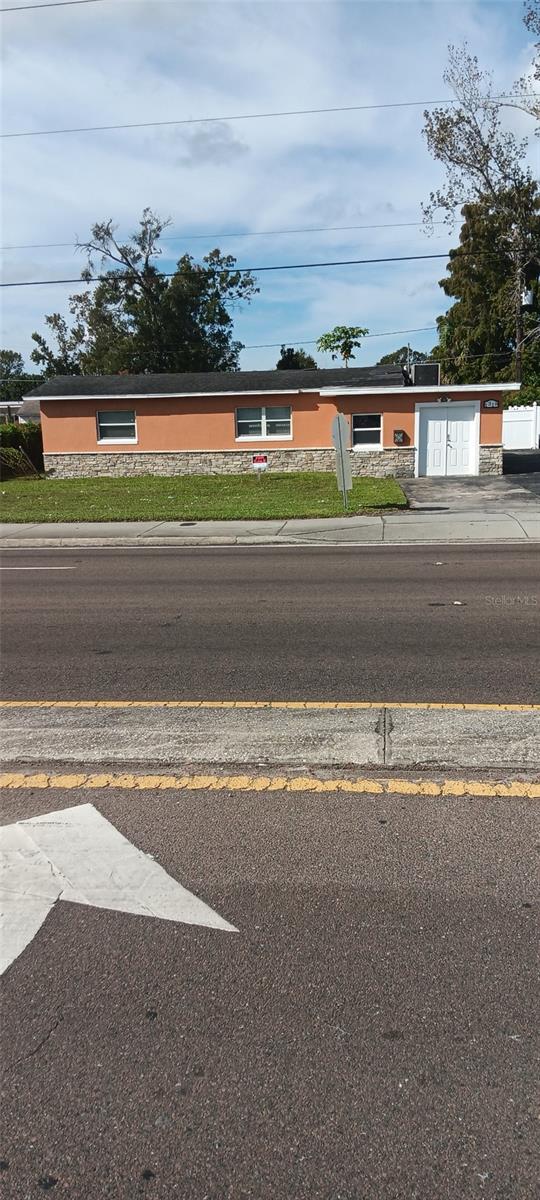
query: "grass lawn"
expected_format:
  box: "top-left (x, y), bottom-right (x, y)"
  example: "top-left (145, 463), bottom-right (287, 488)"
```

top-left (0, 472), bottom-right (407, 523)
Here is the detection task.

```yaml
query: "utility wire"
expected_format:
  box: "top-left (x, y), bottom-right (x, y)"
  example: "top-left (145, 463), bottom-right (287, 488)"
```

top-left (1, 0), bottom-right (103, 10)
top-left (2, 94), bottom-right (531, 140)
top-left (0, 343), bottom-right (531, 386)
top-left (0, 327), bottom-right (439, 379)
top-left (0, 250), bottom-right (454, 288)
top-left (56, 325), bottom-right (442, 359)
top-left (0, 219), bottom-right (448, 253)
top-left (246, 326), bottom-right (437, 349)
top-left (0, 346), bottom-right (524, 385)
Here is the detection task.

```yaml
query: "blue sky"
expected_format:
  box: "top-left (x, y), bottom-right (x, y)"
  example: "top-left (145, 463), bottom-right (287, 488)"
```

top-left (1, 0), bottom-right (538, 373)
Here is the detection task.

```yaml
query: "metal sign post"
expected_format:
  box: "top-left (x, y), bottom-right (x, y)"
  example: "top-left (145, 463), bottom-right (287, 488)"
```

top-left (331, 413), bottom-right (352, 511)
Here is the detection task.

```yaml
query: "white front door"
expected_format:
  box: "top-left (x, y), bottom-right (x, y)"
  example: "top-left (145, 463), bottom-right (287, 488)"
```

top-left (418, 405), bottom-right (477, 476)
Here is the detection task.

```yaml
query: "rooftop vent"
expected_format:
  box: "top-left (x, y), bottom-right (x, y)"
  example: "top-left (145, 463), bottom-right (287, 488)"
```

top-left (412, 362), bottom-right (440, 387)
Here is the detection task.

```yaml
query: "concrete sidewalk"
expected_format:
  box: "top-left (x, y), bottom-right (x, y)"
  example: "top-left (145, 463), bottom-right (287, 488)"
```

top-left (1, 508), bottom-right (540, 546)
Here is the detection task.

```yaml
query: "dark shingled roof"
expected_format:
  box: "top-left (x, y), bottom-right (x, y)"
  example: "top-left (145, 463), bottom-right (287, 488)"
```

top-left (18, 396), bottom-right (41, 423)
top-left (24, 365), bottom-right (404, 401)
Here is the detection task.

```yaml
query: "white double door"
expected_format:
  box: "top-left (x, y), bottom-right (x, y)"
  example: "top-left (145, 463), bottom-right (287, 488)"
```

top-left (418, 404), bottom-right (478, 476)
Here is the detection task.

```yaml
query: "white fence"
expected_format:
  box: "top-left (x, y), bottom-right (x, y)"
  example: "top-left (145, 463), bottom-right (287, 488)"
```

top-left (503, 402), bottom-right (540, 450)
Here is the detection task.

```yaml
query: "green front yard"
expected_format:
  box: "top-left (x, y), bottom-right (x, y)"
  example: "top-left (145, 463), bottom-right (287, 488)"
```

top-left (0, 472), bottom-right (407, 522)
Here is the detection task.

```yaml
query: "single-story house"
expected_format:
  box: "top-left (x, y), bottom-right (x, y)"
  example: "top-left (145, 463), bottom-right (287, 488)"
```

top-left (25, 365), bottom-right (519, 479)
top-left (0, 398), bottom-right (23, 424)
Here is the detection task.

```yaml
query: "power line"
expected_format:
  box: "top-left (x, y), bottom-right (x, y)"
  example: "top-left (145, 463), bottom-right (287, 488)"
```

top-left (0, 327), bottom-right (438, 381)
top-left (246, 326), bottom-right (437, 349)
top-left (0, 345), bottom-right (529, 384)
top-left (122, 325), bottom-right (440, 355)
top-left (0, 348), bottom-right (521, 384)
top-left (1, 94), bottom-right (527, 140)
top-left (1, 0), bottom-right (103, 10)
top-left (0, 250), bottom-right (453, 288)
top-left (0, 219), bottom-right (448, 253)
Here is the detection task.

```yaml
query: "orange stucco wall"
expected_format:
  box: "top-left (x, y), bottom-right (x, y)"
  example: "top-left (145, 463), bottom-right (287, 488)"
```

top-left (340, 391), bottom-right (502, 446)
top-left (41, 389), bottom-right (504, 454)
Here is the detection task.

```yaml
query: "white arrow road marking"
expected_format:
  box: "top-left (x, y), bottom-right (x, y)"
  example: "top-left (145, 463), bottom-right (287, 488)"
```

top-left (0, 802), bottom-right (237, 974)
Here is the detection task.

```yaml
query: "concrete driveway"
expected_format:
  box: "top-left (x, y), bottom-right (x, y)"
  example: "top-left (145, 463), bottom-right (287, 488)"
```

top-left (504, 449), bottom-right (540, 474)
top-left (402, 473), bottom-right (540, 511)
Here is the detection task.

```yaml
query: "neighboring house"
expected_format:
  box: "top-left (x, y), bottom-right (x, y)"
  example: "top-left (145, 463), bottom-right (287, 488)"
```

top-left (0, 399), bottom-right (23, 424)
top-left (18, 396), bottom-right (41, 425)
top-left (24, 366), bottom-right (518, 479)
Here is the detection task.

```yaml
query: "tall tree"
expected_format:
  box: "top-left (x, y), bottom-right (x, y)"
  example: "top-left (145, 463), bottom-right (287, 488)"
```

top-left (31, 209), bottom-right (258, 376)
top-left (422, 44), bottom-right (535, 227)
top-left (0, 350), bottom-right (41, 405)
top-left (276, 345), bottom-right (317, 370)
top-left (432, 183), bottom-right (540, 389)
top-left (522, 0), bottom-right (540, 86)
top-left (31, 306), bottom-right (89, 377)
top-left (423, 0), bottom-right (539, 224)
top-left (316, 325), bottom-right (369, 368)
top-left (376, 346), bottom-right (428, 366)
top-left (422, 27), bottom-right (539, 380)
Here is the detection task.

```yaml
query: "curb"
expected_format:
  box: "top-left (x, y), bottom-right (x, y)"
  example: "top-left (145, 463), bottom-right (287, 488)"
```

top-left (1, 536), bottom-right (539, 549)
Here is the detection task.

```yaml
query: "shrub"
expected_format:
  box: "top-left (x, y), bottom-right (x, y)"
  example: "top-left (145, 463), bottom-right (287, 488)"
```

top-left (0, 446), bottom-right (40, 479)
top-left (0, 422), bottom-right (43, 471)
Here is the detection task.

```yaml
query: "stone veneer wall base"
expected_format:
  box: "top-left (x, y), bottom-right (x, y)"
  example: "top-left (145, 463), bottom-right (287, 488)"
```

top-left (44, 444), bottom-right (503, 479)
top-left (44, 447), bottom-right (417, 479)
top-left (478, 445), bottom-right (503, 475)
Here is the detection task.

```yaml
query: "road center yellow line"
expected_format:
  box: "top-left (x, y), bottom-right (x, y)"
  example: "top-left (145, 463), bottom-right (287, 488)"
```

top-left (1, 772), bottom-right (539, 798)
top-left (1, 700), bottom-right (539, 712)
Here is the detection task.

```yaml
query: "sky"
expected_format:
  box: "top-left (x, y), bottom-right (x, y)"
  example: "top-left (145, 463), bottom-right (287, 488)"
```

top-left (1, 0), bottom-right (538, 374)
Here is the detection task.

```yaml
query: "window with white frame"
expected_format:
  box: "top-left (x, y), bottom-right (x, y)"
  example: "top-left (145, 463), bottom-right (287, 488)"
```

top-left (97, 410), bottom-right (137, 442)
top-left (236, 405), bottom-right (292, 439)
top-left (352, 413), bottom-right (382, 448)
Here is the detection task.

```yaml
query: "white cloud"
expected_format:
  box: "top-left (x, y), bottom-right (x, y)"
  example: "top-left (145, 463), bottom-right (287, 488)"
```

top-left (1, 0), bottom-right (537, 371)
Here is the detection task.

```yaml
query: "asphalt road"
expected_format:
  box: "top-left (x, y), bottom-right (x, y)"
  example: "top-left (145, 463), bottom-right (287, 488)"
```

top-left (1, 545), bottom-right (539, 703)
top-left (1, 785), bottom-right (538, 1200)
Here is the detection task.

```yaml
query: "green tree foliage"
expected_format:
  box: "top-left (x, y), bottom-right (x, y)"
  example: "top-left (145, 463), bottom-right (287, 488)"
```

top-left (432, 183), bottom-right (540, 390)
top-left (31, 309), bottom-right (88, 377)
top-left (515, 333), bottom-right (540, 403)
top-left (31, 210), bottom-right (259, 376)
top-left (316, 325), bottom-right (369, 367)
top-left (522, 0), bottom-right (539, 85)
top-left (424, 16), bottom-right (539, 389)
top-left (0, 350), bottom-right (41, 405)
top-left (276, 345), bottom-right (317, 369)
top-left (0, 349), bottom-right (24, 383)
top-left (422, 37), bottom-right (537, 230)
top-left (376, 346), bottom-right (428, 366)
top-left (0, 422), bottom-right (43, 471)
top-left (0, 447), bottom-right (39, 479)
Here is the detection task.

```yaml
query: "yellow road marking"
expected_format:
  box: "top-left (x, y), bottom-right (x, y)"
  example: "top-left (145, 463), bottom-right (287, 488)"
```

top-left (1, 772), bottom-right (539, 799)
top-left (0, 700), bottom-right (539, 712)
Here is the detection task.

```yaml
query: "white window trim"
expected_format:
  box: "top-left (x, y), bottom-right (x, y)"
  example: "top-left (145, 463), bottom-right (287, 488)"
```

top-left (351, 412), bottom-right (382, 451)
top-left (235, 405), bottom-right (293, 442)
top-left (96, 410), bottom-right (138, 445)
